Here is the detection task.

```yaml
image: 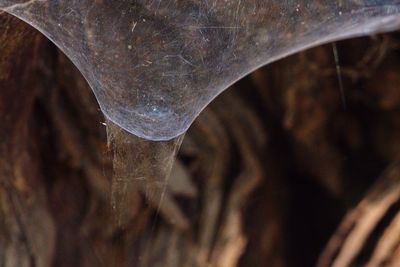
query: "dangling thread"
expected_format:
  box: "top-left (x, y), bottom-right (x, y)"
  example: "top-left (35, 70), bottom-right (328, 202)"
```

top-left (332, 42), bottom-right (347, 111)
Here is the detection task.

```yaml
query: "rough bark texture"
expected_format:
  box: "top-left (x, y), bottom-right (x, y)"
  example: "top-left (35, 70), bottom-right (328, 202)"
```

top-left (1, 12), bottom-right (400, 267)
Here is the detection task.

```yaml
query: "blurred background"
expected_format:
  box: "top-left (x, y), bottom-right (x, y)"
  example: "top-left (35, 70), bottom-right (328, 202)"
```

top-left (1, 12), bottom-right (400, 267)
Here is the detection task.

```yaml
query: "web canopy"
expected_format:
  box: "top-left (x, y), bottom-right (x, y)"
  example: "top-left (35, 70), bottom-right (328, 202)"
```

top-left (1, 0), bottom-right (399, 140)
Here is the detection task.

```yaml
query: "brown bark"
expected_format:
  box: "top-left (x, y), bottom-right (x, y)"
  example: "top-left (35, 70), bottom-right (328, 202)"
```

top-left (1, 11), bottom-right (400, 267)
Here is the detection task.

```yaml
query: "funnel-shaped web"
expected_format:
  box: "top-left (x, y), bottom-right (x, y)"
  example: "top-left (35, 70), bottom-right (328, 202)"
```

top-left (1, 0), bottom-right (399, 141)
top-left (1, 0), bottom-right (400, 235)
